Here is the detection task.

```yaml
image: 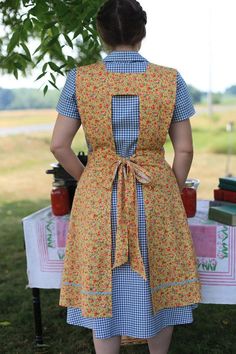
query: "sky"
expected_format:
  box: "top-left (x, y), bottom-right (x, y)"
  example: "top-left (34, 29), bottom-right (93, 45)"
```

top-left (1, 0), bottom-right (236, 92)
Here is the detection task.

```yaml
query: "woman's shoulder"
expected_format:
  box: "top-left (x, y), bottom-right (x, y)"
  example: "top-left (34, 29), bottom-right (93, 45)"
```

top-left (148, 63), bottom-right (178, 81)
top-left (149, 62), bottom-right (177, 75)
top-left (76, 61), bottom-right (104, 73)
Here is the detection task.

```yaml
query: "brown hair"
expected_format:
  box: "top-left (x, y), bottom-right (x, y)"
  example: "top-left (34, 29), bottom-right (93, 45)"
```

top-left (96, 0), bottom-right (147, 48)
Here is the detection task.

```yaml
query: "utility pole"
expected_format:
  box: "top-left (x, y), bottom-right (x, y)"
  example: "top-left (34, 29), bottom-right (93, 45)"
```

top-left (207, 2), bottom-right (213, 117)
top-left (225, 121), bottom-right (234, 177)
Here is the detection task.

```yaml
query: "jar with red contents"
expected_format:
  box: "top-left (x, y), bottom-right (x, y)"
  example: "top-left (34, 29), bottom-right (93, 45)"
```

top-left (181, 179), bottom-right (200, 218)
top-left (51, 179), bottom-right (70, 216)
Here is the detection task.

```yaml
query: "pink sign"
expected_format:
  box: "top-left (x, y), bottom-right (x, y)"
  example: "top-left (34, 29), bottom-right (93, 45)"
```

top-left (190, 225), bottom-right (217, 258)
top-left (56, 219), bottom-right (68, 248)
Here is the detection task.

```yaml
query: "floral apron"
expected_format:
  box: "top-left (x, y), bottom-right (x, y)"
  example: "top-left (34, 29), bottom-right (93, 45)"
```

top-left (59, 62), bottom-right (201, 318)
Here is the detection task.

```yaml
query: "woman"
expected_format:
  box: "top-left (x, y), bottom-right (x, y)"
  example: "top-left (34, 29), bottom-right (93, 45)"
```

top-left (50, 1), bottom-right (201, 353)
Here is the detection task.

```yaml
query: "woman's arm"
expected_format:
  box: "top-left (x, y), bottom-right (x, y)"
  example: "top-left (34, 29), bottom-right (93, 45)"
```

top-left (50, 114), bottom-right (85, 181)
top-left (168, 119), bottom-right (193, 192)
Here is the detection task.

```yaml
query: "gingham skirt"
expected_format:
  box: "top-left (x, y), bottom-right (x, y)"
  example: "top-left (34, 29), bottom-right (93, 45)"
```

top-left (67, 176), bottom-right (198, 339)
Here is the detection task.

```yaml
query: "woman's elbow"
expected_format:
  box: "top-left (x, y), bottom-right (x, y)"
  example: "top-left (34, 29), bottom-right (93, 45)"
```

top-left (174, 147), bottom-right (194, 157)
top-left (50, 143), bottom-right (57, 155)
top-left (50, 142), bottom-right (65, 155)
top-left (184, 147), bottom-right (194, 155)
top-left (186, 149), bottom-right (194, 162)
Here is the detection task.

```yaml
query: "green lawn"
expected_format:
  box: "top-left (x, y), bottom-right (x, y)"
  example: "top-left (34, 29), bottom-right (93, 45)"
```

top-left (0, 106), bottom-right (236, 353)
top-left (1, 199), bottom-right (236, 353)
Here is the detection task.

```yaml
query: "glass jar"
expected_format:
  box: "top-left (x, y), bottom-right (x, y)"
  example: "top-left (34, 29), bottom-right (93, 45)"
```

top-left (181, 179), bottom-right (200, 218)
top-left (50, 179), bottom-right (70, 216)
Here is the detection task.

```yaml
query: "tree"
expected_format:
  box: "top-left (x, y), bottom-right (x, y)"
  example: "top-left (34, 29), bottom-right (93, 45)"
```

top-left (225, 85), bottom-right (236, 96)
top-left (0, 88), bottom-right (14, 109)
top-left (212, 92), bottom-right (222, 105)
top-left (0, 0), bottom-right (104, 93)
top-left (187, 85), bottom-right (202, 104)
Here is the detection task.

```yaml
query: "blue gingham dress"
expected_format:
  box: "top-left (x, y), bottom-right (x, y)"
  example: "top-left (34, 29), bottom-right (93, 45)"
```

top-left (56, 51), bottom-right (198, 339)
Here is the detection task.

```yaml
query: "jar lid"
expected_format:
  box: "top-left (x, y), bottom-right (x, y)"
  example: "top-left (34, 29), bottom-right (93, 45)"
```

top-left (53, 179), bottom-right (66, 187)
top-left (185, 178), bottom-right (200, 189)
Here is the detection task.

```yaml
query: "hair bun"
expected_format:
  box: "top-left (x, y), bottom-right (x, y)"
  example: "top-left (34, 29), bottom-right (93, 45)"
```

top-left (96, 0), bottom-right (147, 47)
top-left (141, 10), bottom-right (147, 24)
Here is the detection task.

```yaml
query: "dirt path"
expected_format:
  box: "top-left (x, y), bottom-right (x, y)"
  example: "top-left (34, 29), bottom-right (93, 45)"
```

top-left (0, 123), bottom-right (54, 136)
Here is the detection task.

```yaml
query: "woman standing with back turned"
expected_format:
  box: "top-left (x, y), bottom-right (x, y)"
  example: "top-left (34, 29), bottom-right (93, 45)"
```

top-left (50, 0), bottom-right (201, 353)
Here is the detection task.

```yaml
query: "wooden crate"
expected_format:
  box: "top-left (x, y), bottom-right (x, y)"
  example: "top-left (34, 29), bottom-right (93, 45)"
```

top-left (121, 336), bottom-right (147, 345)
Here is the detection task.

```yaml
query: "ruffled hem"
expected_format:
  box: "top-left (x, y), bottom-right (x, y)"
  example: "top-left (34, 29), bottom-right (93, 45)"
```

top-left (67, 304), bottom-right (198, 339)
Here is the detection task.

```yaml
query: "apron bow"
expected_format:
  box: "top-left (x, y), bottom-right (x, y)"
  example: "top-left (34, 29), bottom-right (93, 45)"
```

top-left (110, 155), bottom-right (152, 280)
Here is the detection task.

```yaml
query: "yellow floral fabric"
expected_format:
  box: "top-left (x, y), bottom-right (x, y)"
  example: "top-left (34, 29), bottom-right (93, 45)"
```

top-left (59, 62), bottom-right (201, 318)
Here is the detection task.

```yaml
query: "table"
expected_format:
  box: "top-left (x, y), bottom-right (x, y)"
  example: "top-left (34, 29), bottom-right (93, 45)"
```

top-left (22, 200), bottom-right (236, 345)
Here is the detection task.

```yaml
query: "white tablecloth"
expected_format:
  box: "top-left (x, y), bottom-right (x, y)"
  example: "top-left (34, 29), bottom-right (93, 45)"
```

top-left (22, 200), bottom-right (236, 304)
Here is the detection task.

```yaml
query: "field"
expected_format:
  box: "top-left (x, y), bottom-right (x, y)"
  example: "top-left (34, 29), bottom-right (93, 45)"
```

top-left (0, 106), bottom-right (236, 354)
top-left (0, 106), bottom-right (235, 202)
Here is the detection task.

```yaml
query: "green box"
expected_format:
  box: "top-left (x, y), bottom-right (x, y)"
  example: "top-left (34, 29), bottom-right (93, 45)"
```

top-left (208, 204), bottom-right (236, 226)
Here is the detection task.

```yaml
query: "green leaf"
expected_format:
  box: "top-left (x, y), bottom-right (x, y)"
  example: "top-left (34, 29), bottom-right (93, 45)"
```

top-left (48, 62), bottom-right (63, 75)
top-left (29, 5), bottom-right (37, 16)
top-left (42, 62), bottom-right (48, 72)
top-left (23, 18), bottom-right (33, 31)
top-left (33, 44), bottom-right (42, 55)
top-left (51, 26), bottom-right (60, 37)
top-left (29, 2), bottom-right (48, 17)
top-left (35, 71), bottom-right (47, 81)
top-left (59, 63), bottom-right (67, 70)
top-left (31, 18), bottom-right (40, 27)
top-left (43, 21), bottom-right (58, 30)
top-left (50, 73), bottom-right (56, 83)
top-left (54, 1), bottom-right (68, 16)
top-left (82, 30), bottom-right (89, 41)
top-left (7, 31), bottom-right (20, 53)
top-left (20, 27), bottom-right (28, 42)
top-left (19, 53), bottom-right (31, 62)
top-left (73, 27), bottom-right (83, 39)
top-left (46, 11), bottom-right (55, 17)
top-left (67, 55), bottom-right (76, 67)
top-left (43, 85), bottom-right (48, 95)
top-left (20, 43), bottom-right (31, 60)
top-left (47, 35), bottom-right (60, 47)
top-left (15, 62), bottom-right (24, 70)
top-left (13, 68), bottom-right (18, 79)
top-left (88, 40), bottom-right (94, 50)
top-left (87, 26), bottom-right (97, 37)
top-left (64, 34), bottom-right (73, 49)
top-left (48, 62), bottom-right (59, 71)
top-left (49, 80), bottom-right (59, 90)
top-left (34, 51), bottom-right (47, 66)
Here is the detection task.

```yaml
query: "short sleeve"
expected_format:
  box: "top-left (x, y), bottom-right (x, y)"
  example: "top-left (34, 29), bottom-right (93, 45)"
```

top-left (171, 72), bottom-right (195, 123)
top-left (56, 68), bottom-right (81, 120)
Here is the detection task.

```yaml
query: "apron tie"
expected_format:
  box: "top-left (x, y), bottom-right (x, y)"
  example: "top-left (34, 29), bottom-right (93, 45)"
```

top-left (111, 155), bottom-right (152, 280)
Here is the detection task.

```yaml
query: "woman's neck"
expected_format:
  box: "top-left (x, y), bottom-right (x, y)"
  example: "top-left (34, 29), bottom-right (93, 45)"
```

top-left (112, 43), bottom-right (141, 52)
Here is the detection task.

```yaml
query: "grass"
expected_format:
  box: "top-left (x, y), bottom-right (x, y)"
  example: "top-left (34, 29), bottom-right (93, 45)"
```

top-left (0, 130), bottom-right (87, 202)
top-left (1, 200), bottom-right (236, 354)
top-left (0, 106), bottom-right (236, 353)
top-left (165, 105), bottom-right (236, 155)
top-left (0, 109), bottom-right (56, 128)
